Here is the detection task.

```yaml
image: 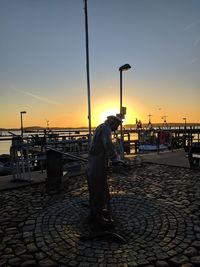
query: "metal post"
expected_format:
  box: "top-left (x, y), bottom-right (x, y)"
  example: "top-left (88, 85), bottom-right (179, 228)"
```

top-left (83, 0), bottom-right (92, 142)
top-left (20, 111), bottom-right (26, 137)
top-left (20, 112), bottom-right (23, 137)
top-left (118, 64), bottom-right (131, 159)
top-left (120, 69), bottom-right (123, 153)
top-left (183, 117), bottom-right (187, 130)
top-left (46, 150), bottom-right (63, 193)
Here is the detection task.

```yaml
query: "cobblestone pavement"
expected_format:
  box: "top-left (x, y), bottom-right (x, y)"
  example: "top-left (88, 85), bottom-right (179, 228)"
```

top-left (0, 163), bottom-right (200, 267)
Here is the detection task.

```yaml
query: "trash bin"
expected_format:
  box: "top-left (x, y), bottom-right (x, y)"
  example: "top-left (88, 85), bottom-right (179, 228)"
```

top-left (46, 150), bottom-right (63, 192)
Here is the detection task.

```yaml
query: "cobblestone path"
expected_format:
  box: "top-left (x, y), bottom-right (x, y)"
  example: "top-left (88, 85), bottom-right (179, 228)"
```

top-left (0, 163), bottom-right (200, 267)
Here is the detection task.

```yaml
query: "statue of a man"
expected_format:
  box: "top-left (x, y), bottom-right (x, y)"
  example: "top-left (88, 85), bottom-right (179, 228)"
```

top-left (87, 115), bottom-right (123, 229)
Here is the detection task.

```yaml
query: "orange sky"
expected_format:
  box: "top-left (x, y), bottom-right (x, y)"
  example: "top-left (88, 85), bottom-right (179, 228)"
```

top-left (0, 88), bottom-right (199, 129)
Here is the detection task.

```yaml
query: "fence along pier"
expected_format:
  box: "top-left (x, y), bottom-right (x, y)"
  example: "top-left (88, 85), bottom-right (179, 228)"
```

top-left (9, 132), bottom-right (90, 182)
top-left (3, 125), bottom-right (200, 181)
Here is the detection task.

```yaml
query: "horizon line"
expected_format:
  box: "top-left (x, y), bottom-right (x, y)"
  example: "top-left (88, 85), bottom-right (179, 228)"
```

top-left (1, 122), bottom-right (200, 130)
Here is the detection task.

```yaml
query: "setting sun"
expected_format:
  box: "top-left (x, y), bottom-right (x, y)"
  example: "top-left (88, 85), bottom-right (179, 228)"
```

top-left (91, 98), bottom-right (137, 127)
top-left (99, 108), bottom-right (119, 123)
top-left (92, 104), bottom-right (119, 127)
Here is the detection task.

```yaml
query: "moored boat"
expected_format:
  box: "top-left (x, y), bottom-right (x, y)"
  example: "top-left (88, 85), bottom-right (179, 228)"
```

top-left (138, 129), bottom-right (171, 152)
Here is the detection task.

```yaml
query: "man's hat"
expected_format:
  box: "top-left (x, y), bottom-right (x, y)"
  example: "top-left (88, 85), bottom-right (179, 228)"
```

top-left (107, 115), bottom-right (122, 123)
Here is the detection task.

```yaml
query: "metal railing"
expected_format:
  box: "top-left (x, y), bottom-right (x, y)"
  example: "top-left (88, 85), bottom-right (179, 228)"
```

top-left (9, 136), bottom-right (89, 182)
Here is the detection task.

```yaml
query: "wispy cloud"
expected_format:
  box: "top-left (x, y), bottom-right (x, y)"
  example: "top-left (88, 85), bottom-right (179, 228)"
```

top-left (11, 86), bottom-right (63, 106)
top-left (183, 20), bottom-right (200, 50)
top-left (183, 19), bottom-right (200, 31)
top-left (193, 37), bottom-right (200, 48)
top-left (189, 57), bottom-right (199, 64)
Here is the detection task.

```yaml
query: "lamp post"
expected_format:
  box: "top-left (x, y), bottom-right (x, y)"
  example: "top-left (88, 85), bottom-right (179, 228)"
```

top-left (119, 64), bottom-right (131, 158)
top-left (182, 117), bottom-right (187, 147)
top-left (20, 111), bottom-right (27, 137)
top-left (183, 117), bottom-right (187, 129)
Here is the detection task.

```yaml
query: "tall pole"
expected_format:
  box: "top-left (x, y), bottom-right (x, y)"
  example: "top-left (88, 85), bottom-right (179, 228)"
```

top-left (118, 64), bottom-right (131, 159)
top-left (119, 70), bottom-right (123, 141)
top-left (83, 0), bottom-right (92, 141)
top-left (21, 112), bottom-right (23, 137)
top-left (20, 111), bottom-right (26, 138)
top-left (119, 69), bottom-right (123, 153)
top-left (183, 117), bottom-right (187, 130)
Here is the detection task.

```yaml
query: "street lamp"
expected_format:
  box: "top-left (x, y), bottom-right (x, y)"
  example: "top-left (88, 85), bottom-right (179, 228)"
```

top-left (20, 111), bottom-right (27, 137)
top-left (183, 117), bottom-right (187, 129)
top-left (119, 64), bottom-right (131, 158)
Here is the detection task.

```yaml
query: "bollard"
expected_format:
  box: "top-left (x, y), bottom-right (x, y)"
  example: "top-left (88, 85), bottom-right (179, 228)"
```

top-left (124, 141), bottom-right (131, 154)
top-left (46, 150), bottom-right (63, 193)
top-left (188, 143), bottom-right (200, 169)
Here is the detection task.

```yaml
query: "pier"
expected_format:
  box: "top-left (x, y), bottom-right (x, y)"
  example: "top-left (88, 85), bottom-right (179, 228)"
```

top-left (0, 126), bottom-right (200, 266)
top-left (0, 126), bottom-right (200, 177)
top-left (124, 126), bottom-right (200, 152)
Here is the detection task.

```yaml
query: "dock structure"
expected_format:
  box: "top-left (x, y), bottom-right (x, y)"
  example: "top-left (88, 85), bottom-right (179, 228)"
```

top-left (1, 126), bottom-right (200, 149)
top-left (0, 126), bottom-right (200, 179)
top-left (0, 129), bottom-right (199, 266)
top-left (123, 126), bottom-right (200, 153)
top-left (5, 132), bottom-right (90, 182)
